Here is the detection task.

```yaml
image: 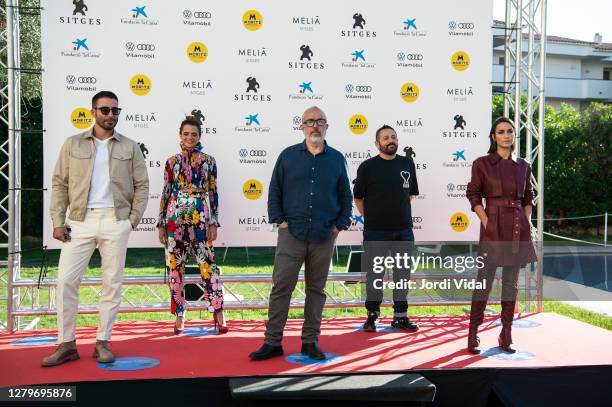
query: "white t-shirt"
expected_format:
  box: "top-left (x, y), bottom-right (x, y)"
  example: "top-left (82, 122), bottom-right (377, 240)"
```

top-left (86, 137), bottom-right (115, 208)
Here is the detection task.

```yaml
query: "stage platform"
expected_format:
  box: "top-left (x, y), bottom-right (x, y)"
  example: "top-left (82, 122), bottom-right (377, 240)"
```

top-left (1, 313), bottom-right (612, 406)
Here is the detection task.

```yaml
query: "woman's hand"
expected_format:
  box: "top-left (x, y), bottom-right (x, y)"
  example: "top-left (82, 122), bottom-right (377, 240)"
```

top-left (474, 205), bottom-right (488, 229)
top-left (208, 225), bottom-right (218, 243)
top-left (158, 226), bottom-right (167, 246)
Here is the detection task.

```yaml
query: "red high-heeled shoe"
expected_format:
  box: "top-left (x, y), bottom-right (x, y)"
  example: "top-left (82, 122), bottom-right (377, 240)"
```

top-left (214, 312), bottom-right (229, 334)
top-left (174, 316), bottom-right (185, 335)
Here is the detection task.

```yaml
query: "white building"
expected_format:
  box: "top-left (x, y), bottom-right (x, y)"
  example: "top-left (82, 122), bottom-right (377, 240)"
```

top-left (492, 21), bottom-right (612, 110)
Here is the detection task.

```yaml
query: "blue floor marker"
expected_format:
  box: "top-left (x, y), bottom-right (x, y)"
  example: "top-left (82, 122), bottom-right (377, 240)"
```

top-left (182, 326), bottom-right (218, 337)
top-left (9, 336), bottom-right (57, 346)
top-left (352, 323), bottom-right (399, 333)
top-left (285, 353), bottom-right (343, 365)
top-left (97, 357), bottom-right (160, 371)
top-left (480, 347), bottom-right (535, 361)
top-left (493, 319), bottom-right (542, 328)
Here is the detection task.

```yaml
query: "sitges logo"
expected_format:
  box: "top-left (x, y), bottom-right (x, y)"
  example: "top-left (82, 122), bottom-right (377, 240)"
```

top-left (341, 12), bottom-right (376, 37)
top-left (234, 77), bottom-right (272, 102)
top-left (442, 115), bottom-right (477, 138)
top-left (288, 45), bottom-right (325, 69)
top-left (59, 0), bottom-right (101, 25)
top-left (136, 142), bottom-right (161, 168)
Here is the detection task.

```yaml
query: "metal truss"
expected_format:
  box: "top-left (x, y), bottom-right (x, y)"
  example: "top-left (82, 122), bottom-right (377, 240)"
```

top-left (502, 0), bottom-right (547, 313)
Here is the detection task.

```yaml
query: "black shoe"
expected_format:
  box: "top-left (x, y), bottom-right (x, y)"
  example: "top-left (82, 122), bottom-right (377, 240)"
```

top-left (363, 311), bottom-right (378, 332)
top-left (249, 343), bottom-right (284, 361)
top-left (301, 342), bottom-right (326, 360)
top-left (391, 316), bottom-right (419, 332)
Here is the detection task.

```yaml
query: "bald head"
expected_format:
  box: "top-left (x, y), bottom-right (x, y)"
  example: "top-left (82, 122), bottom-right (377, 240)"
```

top-left (300, 106), bottom-right (328, 146)
top-left (302, 106), bottom-right (327, 121)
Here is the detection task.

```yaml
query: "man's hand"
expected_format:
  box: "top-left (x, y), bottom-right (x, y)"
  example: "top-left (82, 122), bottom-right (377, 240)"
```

top-left (53, 226), bottom-right (70, 242)
top-left (208, 225), bottom-right (218, 243)
top-left (158, 226), bottom-right (167, 246)
top-left (278, 222), bottom-right (289, 229)
top-left (332, 226), bottom-right (340, 235)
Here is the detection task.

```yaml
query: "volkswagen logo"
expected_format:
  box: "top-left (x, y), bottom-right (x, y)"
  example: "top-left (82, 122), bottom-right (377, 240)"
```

top-left (125, 42), bottom-right (136, 51)
top-left (448, 21), bottom-right (457, 30)
top-left (447, 183), bottom-right (455, 192)
top-left (140, 218), bottom-right (157, 225)
top-left (293, 116), bottom-right (302, 125)
top-left (239, 149), bottom-right (248, 158)
top-left (345, 84), bottom-right (354, 93)
top-left (66, 75), bottom-right (76, 84)
top-left (77, 76), bottom-right (97, 84)
top-left (183, 10), bottom-right (192, 19)
top-left (137, 44), bottom-right (155, 51)
top-left (355, 85), bottom-right (371, 92)
top-left (397, 52), bottom-right (406, 61)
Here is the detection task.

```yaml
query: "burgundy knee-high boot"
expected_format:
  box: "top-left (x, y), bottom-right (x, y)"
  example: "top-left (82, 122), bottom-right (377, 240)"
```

top-left (498, 301), bottom-right (517, 353)
top-left (467, 301), bottom-right (487, 354)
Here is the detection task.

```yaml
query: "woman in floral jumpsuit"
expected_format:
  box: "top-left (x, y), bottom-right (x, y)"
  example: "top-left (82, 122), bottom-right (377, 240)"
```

top-left (156, 117), bottom-right (227, 334)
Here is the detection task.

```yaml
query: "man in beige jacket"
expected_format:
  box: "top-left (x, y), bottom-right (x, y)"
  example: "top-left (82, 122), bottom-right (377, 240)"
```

top-left (42, 91), bottom-right (149, 367)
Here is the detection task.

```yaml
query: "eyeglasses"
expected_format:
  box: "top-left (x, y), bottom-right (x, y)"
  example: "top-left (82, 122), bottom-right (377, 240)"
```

top-left (93, 106), bottom-right (122, 116)
top-left (302, 118), bottom-right (327, 127)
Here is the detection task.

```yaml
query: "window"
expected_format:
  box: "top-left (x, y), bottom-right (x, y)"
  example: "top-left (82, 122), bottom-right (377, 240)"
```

top-left (499, 56), bottom-right (505, 65)
top-left (604, 68), bottom-right (611, 80)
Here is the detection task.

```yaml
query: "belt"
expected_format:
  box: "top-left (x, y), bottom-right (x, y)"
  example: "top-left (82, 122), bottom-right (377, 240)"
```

top-left (485, 198), bottom-right (522, 253)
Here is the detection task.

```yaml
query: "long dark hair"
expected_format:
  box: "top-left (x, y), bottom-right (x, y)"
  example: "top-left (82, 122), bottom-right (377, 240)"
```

top-left (179, 116), bottom-right (202, 135)
top-left (487, 116), bottom-right (516, 154)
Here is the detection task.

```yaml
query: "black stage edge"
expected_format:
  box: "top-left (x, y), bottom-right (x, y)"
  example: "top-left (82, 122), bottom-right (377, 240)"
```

top-left (32, 365), bottom-right (612, 407)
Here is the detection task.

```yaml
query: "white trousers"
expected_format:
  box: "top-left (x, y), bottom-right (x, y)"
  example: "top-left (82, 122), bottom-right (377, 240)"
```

top-left (56, 208), bottom-right (132, 342)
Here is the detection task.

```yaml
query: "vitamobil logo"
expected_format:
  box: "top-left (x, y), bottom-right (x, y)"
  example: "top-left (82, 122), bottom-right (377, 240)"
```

top-left (238, 148), bottom-right (268, 164)
top-left (400, 82), bottom-right (419, 103)
top-left (292, 15), bottom-right (321, 31)
top-left (451, 51), bottom-right (470, 71)
top-left (396, 51), bottom-right (424, 68)
top-left (403, 146), bottom-right (428, 170)
top-left (187, 42), bottom-right (208, 63)
top-left (448, 20), bottom-right (475, 36)
top-left (125, 111), bottom-right (157, 129)
top-left (340, 12), bottom-right (377, 37)
top-left (182, 9), bottom-right (212, 27)
top-left (289, 45), bottom-right (325, 69)
top-left (342, 49), bottom-right (376, 69)
top-left (446, 86), bottom-right (474, 102)
top-left (238, 47), bottom-right (268, 63)
top-left (121, 5), bottom-right (159, 26)
top-left (129, 74), bottom-right (152, 96)
top-left (60, 1), bottom-right (101, 25)
top-left (348, 114), bottom-right (368, 135)
top-left (243, 179), bottom-right (264, 200)
top-left (395, 117), bottom-right (423, 134)
top-left (70, 107), bottom-right (93, 129)
top-left (344, 83), bottom-right (373, 100)
top-left (235, 113), bottom-right (271, 133)
top-left (442, 115), bottom-right (477, 139)
top-left (238, 215), bottom-right (268, 232)
top-left (65, 74), bottom-right (97, 92)
top-left (289, 81), bottom-right (323, 101)
top-left (450, 212), bottom-right (469, 232)
top-left (446, 183), bottom-right (468, 198)
top-left (412, 216), bottom-right (423, 230)
top-left (124, 42), bottom-right (156, 59)
top-left (344, 150), bottom-right (373, 166)
top-left (187, 108), bottom-right (217, 135)
top-left (394, 17), bottom-right (427, 37)
top-left (182, 79), bottom-right (213, 96)
top-left (61, 37), bottom-right (101, 58)
top-left (234, 77), bottom-right (272, 102)
top-left (242, 10), bottom-right (263, 31)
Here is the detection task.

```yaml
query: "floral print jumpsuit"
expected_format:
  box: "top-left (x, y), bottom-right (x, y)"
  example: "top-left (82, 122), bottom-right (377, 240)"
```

top-left (158, 142), bottom-right (223, 316)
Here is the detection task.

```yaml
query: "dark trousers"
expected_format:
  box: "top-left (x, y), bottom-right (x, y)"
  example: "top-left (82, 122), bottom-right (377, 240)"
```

top-left (469, 262), bottom-right (520, 326)
top-left (363, 228), bottom-right (414, 315)
top-left (264, 228), bottom-right (337, 346)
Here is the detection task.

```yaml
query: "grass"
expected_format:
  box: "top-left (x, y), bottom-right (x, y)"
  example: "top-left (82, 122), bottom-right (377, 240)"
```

top-left (1, 244), bottom-right (611, 332)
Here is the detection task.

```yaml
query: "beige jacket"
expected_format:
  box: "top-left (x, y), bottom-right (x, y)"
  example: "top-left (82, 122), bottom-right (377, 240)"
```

top-left (50, 128), bottom-right (149, 229)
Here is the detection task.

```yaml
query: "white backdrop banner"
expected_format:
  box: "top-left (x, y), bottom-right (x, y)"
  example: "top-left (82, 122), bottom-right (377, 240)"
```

top-left (42, 0), bottom-right (492, 248)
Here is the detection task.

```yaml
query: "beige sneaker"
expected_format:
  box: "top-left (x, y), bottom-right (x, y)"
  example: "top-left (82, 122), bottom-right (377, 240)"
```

top-left (41, 340), bottom-right (79, 367)
top-left (93, 340), bottom-right (115, 363)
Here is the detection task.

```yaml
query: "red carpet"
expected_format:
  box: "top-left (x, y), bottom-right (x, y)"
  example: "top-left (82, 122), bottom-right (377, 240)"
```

top-left (1, 313), bottom-right (611, 387)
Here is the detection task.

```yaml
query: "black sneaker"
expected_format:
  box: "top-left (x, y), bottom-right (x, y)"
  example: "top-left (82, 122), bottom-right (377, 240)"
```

top-left (391, 316), bottom-right (419, 332)
top-left (362, 311), bottom-right (378, 332)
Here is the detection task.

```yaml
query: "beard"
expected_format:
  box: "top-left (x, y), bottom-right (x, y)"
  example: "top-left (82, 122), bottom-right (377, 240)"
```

top-left (307, 133), bottom-right (324, 144)
top-left (97, 118), bottom-right (117, 131)
top-left (380, 143), bottom-right (397, 155)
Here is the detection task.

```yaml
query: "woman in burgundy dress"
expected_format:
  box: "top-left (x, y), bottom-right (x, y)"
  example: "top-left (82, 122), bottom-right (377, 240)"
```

top-left (465, 117), bottom-right (537, 354)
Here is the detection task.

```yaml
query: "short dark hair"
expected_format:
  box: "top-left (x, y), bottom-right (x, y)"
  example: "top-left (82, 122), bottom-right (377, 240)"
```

top-left (92, 91), bottom-right (118, 107)
top-left (375, 124), bottom-right (395, 142)
top-left (487, 117), bottom-right (516, 154)
top-left (180, 116), bottom-right (202, 135)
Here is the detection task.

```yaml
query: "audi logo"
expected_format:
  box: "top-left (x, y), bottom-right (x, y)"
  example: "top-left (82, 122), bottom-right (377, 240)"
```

top-left (239, 149), bottom-right (267, 157)
top-left (126, 42), bottom-right (155, 51)
top-left (355, 85), bottom-right (371, 92)
top-left (412, 217), bottom-right (423, 223)
top-left (398, 52), bottom-right (423, 61)
top-left (459, 23), bottom-right (474, 29)
top-left (140, 218), bottom-right (157, 225)
top-left (66, 75), bottom-right (96, 84)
